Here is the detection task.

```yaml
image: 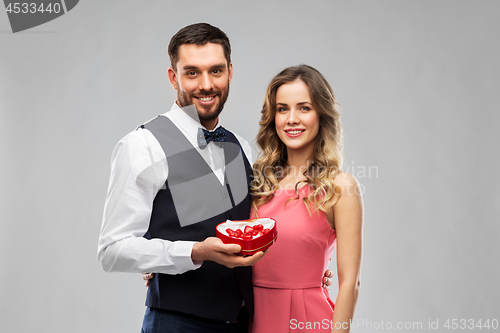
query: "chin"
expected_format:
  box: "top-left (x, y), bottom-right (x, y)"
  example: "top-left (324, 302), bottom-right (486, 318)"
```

top-left (198, 107), bottom-right (223, 122)
top-left (198, 110), bottom-right (219, 121)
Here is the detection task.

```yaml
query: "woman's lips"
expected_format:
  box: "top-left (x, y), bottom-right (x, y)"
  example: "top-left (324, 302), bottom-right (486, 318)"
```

top-left (284, 129), bottom-right (305, 137)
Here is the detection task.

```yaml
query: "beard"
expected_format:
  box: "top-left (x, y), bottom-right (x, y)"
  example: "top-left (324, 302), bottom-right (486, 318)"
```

top-left (177, 82), bottom-right (230, 122)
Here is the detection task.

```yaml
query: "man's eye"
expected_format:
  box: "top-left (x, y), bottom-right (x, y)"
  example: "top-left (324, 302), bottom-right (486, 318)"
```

top-left (212, 69), bottom-right (221, 74)
top-left (187, 71), bottom-right (197, 76)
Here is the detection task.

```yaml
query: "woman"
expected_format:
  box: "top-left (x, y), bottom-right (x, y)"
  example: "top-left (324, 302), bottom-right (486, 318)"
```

top-left (250, 64), bottom-right (363, 333)
top-left (143, 64), bottom-right (362, 332)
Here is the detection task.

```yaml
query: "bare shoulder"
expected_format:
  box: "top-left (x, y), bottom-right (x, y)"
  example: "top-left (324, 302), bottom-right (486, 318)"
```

top-left (334, 171), bottom-right (361, 198)
top-left (331, 171), bottom-right (364, 231)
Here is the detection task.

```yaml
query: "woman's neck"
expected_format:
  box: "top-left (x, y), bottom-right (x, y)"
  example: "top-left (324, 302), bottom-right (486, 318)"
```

top-left (285, 148), bottom-right (313, 179)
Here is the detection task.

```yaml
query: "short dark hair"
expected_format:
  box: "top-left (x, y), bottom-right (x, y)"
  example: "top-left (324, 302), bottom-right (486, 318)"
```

top-left (168, 23), bottom-right (231, 71)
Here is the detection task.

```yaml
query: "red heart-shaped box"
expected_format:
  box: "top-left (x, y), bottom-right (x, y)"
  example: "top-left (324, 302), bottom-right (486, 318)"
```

top-left (216, 218), bottom-right (278, 255)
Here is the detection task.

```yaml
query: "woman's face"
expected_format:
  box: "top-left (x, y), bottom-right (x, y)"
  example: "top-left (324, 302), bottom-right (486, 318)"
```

top-left (274, 79), bottom-right (320, 156)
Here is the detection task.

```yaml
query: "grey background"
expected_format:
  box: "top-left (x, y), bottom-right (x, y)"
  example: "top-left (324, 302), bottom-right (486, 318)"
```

top-left (1, 1), bottom-right (499, 332)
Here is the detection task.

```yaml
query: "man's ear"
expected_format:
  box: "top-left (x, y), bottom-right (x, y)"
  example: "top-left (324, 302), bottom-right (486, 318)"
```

top-left (167, 66), bottom-right (178, 90)
top-left (228, 62), bottom-right (233, 85)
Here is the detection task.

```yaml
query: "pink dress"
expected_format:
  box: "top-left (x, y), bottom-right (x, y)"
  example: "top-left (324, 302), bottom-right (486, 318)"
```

top-left (251, 186), bottom-right (337, 333)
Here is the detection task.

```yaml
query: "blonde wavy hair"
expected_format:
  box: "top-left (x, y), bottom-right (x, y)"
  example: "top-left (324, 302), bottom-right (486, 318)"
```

top-left (251, 65), bottom-right (344, 217)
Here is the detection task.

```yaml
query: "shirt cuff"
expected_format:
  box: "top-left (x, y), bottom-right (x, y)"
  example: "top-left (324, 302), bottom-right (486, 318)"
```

top-left (169, 241), bottom-right (202, 273)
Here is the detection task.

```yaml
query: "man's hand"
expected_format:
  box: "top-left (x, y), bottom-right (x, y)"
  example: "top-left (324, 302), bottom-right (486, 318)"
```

top-left (191, 237), bottom-right (265, 268)
top-left (142, 237), bottom-right (266, 287)
top-left (322, 269), bottom-right (334, 290)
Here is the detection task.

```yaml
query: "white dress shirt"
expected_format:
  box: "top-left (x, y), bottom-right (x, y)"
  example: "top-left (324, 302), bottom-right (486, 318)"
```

top-left (97, 103), bottom-right (252, 274)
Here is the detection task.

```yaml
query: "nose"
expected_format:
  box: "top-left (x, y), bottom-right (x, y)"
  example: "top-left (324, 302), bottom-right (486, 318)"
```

top-left (286, 109), bottom-right (300, 125)
top-left (199, 72), bottom-right (214, 92)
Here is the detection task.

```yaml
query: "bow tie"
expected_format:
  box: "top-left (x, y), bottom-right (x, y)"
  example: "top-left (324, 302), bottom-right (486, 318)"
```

top-left (197, 126), bottom-right (227, 149)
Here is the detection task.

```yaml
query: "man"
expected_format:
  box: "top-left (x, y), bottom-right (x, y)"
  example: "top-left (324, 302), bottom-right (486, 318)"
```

top-left (98, 23), bottom-right (332, 332)
top-left (98, 23), bottom-right (262, 333)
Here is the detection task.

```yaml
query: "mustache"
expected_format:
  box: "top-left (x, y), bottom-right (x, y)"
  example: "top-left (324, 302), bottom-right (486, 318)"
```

top-left (194, 90), bottom-right (221, 96)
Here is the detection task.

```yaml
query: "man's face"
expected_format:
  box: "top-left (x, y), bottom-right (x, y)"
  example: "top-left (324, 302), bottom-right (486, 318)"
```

top-left (168, 43), bottom-right (232, 129)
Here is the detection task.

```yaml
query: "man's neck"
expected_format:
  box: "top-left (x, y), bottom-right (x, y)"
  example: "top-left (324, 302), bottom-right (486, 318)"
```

top-left (201, 119), bottom-right (218, 131)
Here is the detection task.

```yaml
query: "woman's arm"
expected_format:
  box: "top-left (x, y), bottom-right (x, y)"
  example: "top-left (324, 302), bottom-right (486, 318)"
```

top-left (330, 172), bottom-right (364, 333)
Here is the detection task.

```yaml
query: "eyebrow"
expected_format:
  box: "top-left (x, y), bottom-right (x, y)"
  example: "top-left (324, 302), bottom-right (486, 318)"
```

top-left (182, 65), bottom-right (199, 71)
top-left (211, 64), bottom-right (227, 69)
top-left (181, 64), bottom-right (227, 71)
top-left (276, 101), bottom-right (311, 106)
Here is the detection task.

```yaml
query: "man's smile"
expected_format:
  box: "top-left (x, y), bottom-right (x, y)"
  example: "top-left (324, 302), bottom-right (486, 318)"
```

top-left (196, 95), bottom-right (217, 105)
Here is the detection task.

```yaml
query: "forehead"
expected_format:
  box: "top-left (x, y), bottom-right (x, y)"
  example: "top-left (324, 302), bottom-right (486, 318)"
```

top-left (176, 43), bottom-right (228, 69)
top-left (276, 80), bottom-right (311, 102)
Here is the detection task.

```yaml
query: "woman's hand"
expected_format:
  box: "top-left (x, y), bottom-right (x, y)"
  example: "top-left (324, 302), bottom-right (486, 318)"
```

top-left (142, 273), bottom-right (154, 287)
top-left (322, 269), bottom-right (334, 290)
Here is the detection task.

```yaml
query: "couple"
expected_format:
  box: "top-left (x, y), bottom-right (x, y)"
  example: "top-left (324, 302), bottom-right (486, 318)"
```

top-left (98, 23), bottom-right (363, 333)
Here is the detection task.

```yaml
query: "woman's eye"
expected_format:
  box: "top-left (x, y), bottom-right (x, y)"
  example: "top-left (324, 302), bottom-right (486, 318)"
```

top-left (277, 107), bottom-right (287, 112)
top-left (301, 106), bottom-right (310, 111)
